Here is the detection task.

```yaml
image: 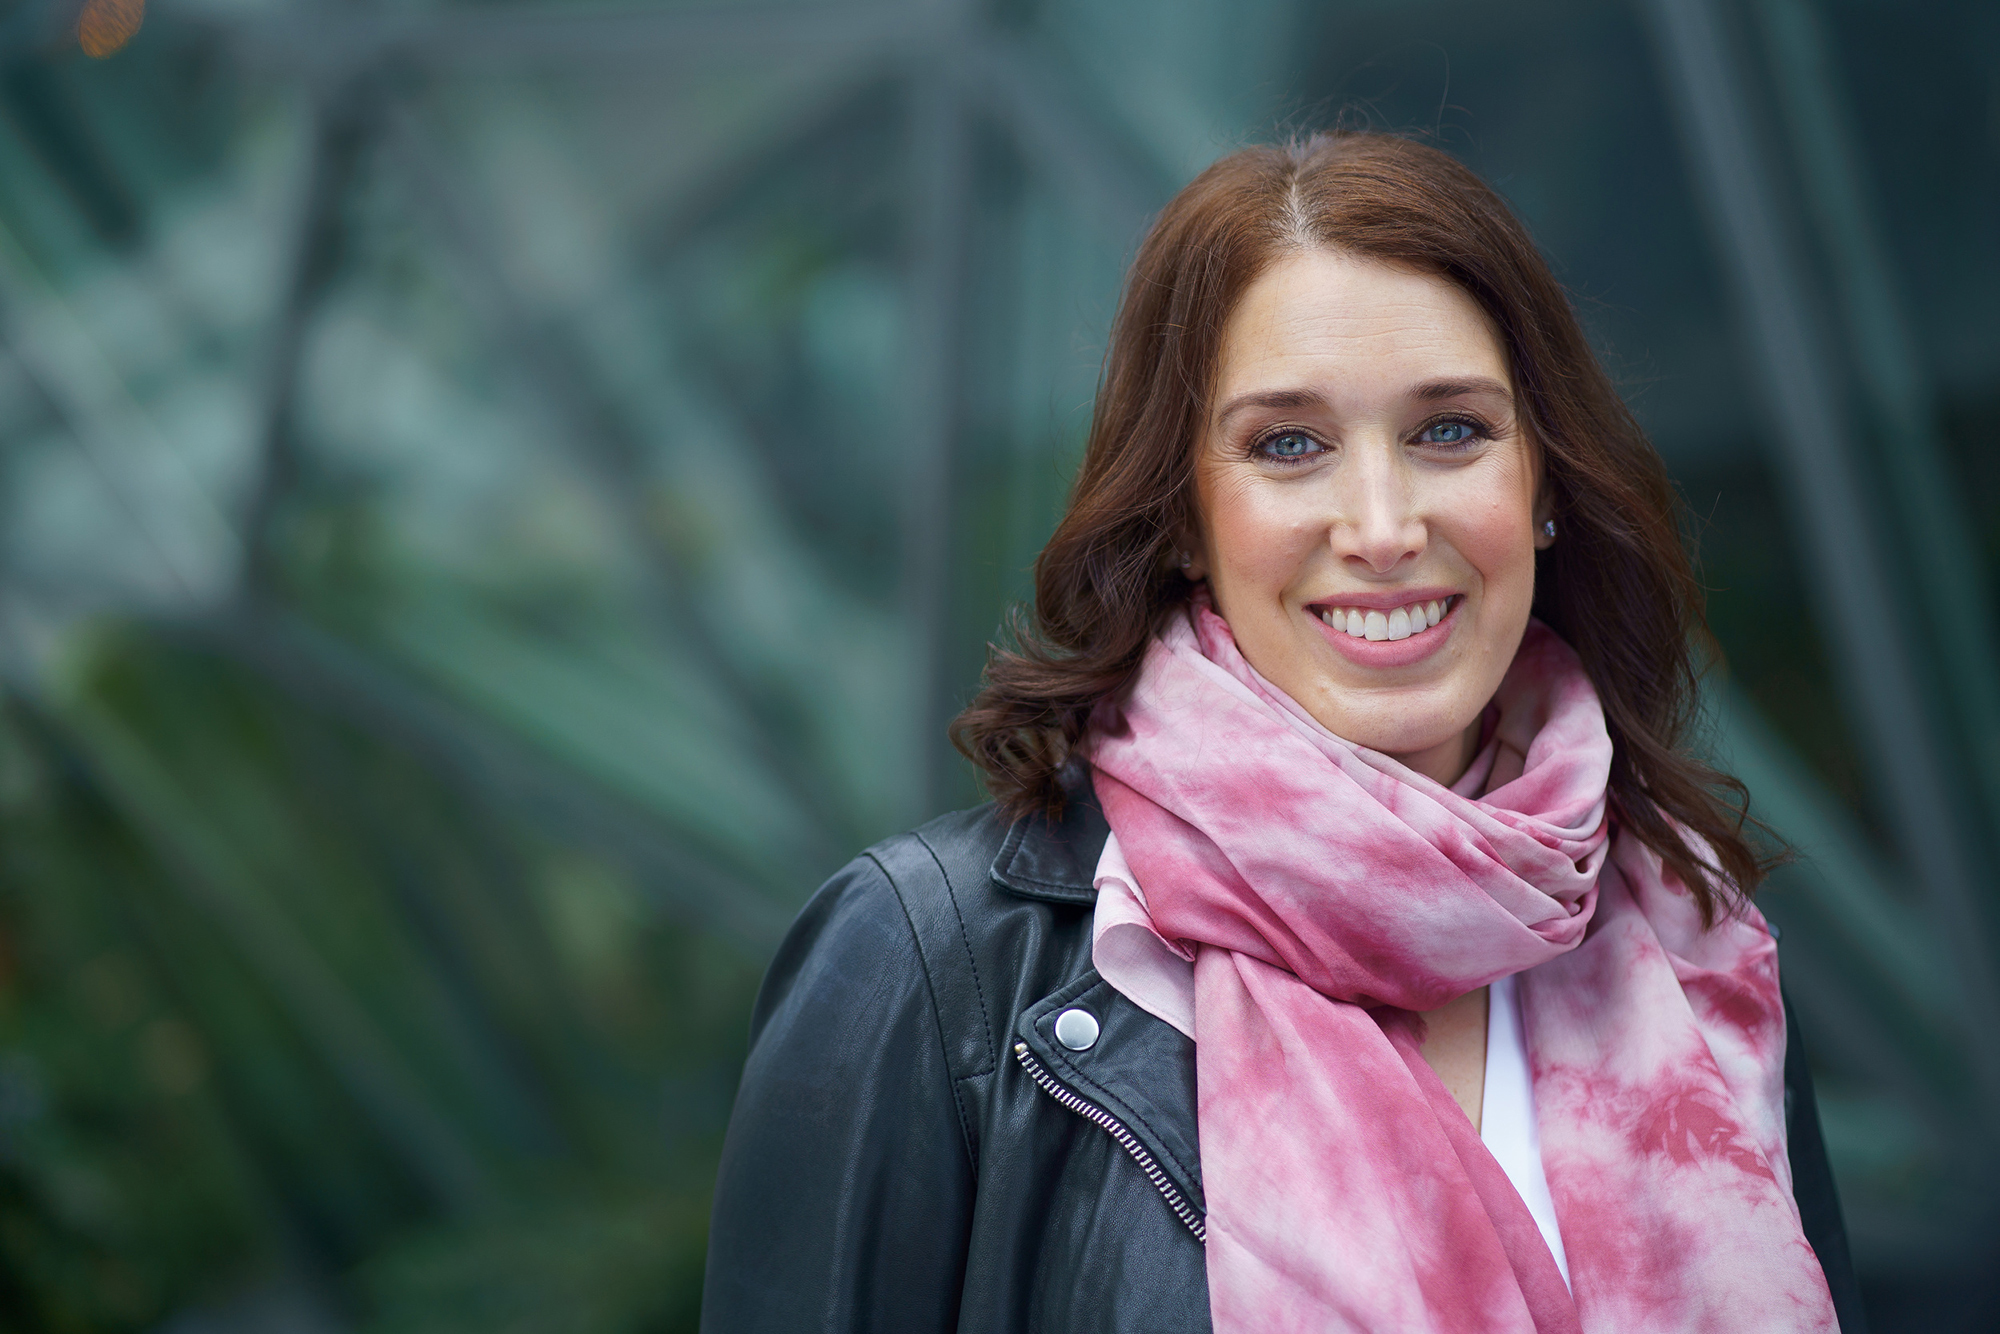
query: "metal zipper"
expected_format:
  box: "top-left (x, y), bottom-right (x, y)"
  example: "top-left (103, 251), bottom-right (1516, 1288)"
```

top-left (1012, 1039), bottom-right (1207, 1243)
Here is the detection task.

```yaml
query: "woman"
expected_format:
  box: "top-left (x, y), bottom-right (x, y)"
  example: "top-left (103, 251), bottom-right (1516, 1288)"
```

top-left (702, 132), bottom-right (1862, 1334)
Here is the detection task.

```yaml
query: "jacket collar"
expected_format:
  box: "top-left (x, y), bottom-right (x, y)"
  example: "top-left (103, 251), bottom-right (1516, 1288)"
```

top-left (989, 766), bottom-right (1109, 904)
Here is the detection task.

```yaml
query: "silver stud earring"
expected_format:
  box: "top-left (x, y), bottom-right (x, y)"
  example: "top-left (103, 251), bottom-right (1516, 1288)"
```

top-left (1542, 519), bottom-right (1557, 539)
top-left (1178, 551), bottom-right (1194, 571)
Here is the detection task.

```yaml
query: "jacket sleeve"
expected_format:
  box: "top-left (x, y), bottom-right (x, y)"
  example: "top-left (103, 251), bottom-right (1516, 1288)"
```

top-left (702, 852), bottom-right (976, 1333)
top-left (1783, 994), bottom-right (1868, 1334)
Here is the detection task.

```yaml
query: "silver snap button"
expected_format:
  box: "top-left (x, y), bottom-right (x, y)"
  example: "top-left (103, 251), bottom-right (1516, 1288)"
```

top-left (1054, 1008), bottom-right (1100, 1051)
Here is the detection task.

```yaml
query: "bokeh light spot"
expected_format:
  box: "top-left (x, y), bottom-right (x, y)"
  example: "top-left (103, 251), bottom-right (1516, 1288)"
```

top-left (78, 0), bottom-right (145, 59)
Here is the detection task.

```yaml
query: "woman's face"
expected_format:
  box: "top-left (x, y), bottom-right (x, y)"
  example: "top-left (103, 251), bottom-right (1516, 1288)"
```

top-left (1188, 247), bottom-right (1552, 785)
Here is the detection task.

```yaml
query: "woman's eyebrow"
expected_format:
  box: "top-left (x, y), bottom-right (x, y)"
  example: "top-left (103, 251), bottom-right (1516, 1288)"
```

top-left (1214, 378), bottom-right (1513, 427)
top-left (1214, 387), bottom-right (1330, 427)
top-left (1412, 376), bottom-right (1513, 403)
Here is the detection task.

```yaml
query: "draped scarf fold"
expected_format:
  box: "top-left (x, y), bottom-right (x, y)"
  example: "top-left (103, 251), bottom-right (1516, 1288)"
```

top-left (1087, 602), bottom-right (1836, 1334)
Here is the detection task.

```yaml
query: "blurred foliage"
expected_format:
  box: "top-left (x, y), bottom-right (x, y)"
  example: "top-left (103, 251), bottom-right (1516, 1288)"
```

top-left (0, 622), bottom-right (758, 1332)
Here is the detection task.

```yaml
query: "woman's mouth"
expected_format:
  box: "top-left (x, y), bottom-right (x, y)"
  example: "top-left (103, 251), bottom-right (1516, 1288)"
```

top-left (1314, 594), bottom-right (1461, 642)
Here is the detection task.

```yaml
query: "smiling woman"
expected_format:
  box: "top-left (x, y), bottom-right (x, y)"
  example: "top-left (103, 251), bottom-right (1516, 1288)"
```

top-left (1184, 249), bottom-right (1559, 1130)
top-left (702, 133), bottom-right (1863, 1334)
top-left (1187, 249), bottom-right (1551, 786)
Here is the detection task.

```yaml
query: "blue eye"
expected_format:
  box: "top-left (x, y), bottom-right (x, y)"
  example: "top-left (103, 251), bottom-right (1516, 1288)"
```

top-left (1259, 431), bottom-right (1320, 460)
top-left (1419, 419), bottom-right (1482, 446)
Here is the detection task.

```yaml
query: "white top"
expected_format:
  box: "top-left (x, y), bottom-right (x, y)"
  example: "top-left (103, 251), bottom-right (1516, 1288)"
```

top-left (1090, 831), bottom-right (1569, 1288)
top-left (1481, 972), bottom-right (1571, 1288)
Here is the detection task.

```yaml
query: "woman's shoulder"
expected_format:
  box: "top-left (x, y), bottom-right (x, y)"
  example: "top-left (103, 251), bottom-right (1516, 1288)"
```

top-left (778, 802), bottom-right (1020, 958)
top-left (880, 788), bottom-right (1108, 909)
top-left (809, 779), bottom-right (1108, 942)
top-left (750, 792), bottom-right (1110, 1058)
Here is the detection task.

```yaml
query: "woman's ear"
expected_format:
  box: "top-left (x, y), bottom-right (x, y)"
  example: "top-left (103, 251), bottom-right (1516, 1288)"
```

top-left (1173, 531), bottom-right (1209, 580)
top-left (1532, 490), bottom-right (1557, 551)
top-left (1527, 434), bottom-right (1557, 551)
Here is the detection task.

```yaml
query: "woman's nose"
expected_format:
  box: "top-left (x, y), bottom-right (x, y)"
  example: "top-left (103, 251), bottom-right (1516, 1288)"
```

top-left (1334, 450), bottom-right (1426, 574)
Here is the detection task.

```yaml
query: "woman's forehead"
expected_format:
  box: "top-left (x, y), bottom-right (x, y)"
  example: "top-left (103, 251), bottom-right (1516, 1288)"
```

top-left (1212, 249), bottom-right (1509, 412)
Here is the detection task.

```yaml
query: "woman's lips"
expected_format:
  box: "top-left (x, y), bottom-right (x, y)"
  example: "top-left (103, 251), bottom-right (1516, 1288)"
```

top-left (1310, 594), bottom-right (1461, 667)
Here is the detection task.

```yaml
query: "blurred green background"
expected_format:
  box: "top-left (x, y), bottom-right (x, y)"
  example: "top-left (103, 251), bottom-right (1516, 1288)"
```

top-left (0, 0), bottom-right (1994, 1330)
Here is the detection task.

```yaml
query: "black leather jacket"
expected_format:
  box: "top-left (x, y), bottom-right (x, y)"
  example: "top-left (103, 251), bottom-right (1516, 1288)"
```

top-left (702, 788), bottom-right (1866, 1333)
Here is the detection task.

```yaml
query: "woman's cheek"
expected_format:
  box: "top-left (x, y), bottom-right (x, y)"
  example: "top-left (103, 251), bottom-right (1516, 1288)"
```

top-left (1457, 467), bottom-right (1537, 583)
top-left (1215, 483), bottom-right (1322, 588)
top-left (1439, 505), bottom-right (1535, 666)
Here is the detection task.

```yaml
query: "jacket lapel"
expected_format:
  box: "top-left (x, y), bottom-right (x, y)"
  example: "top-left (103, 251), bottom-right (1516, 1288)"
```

top-left (992, 779), bottom-right (1205, 1216)
top-left (1017, 974), bottom-right (1204, 1214)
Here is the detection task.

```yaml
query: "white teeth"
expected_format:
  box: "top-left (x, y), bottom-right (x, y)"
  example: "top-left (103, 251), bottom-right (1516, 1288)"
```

top-left (1319, 596), bottom-right (1454, 640)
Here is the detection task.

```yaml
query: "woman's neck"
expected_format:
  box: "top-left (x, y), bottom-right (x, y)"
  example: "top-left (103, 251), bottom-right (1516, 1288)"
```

top-left (1390, 714), bottom-right (1485, 788)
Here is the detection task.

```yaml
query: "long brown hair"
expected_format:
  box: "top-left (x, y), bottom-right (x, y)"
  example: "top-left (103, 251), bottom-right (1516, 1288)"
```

top-left (953, 131), bottom-right (1773, 921)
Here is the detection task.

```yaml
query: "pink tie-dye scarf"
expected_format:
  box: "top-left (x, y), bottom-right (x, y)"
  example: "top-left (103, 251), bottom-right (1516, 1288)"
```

top-left (1088, 601), bottom-right (1837, 1334)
